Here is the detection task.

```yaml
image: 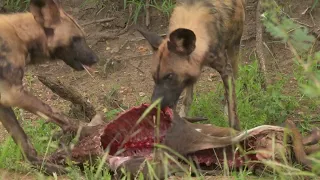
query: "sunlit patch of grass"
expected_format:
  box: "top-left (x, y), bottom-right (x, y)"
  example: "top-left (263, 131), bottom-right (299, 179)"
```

top-left (3, 0), bottom-right (29, 12)
top-left (189, 60), bottom-right (299, 129)
top-left (123, 0), bottom-right (175, 24)
top-left (0, 118), bottom-right (60, 173)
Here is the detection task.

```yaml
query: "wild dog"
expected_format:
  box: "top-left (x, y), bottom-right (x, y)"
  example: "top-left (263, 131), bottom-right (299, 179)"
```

top-left (137, 0), bottom-right (245, 130)
top-left (0, 0), bottom-right (98, 174)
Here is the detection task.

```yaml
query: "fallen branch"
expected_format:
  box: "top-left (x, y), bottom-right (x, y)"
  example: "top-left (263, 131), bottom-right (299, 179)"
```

top-left (281, 10), bottom-right (313, 28)
top-left (131, 33), bottom-right (167, 42)
top-left (81, 17), bottom-right (116, 26)
top-left (38, 75), bottom-right (96, 121)
top-left (255, 0), bottom-right (268, 90)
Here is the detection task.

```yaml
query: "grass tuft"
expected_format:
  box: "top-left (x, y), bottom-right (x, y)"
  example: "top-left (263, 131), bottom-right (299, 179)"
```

top-left (124, 0), bottom-right (175, 23)
top-left (3, 0), bottom-right (30, 12)
top-left (189, 60), bottom-right (298, 129)
top-left (0, 117), bottom-right (60, 173)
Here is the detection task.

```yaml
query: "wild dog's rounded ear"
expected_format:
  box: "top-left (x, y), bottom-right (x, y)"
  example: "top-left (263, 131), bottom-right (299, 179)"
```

top-left (168, 28), bottom-right (196, 56)
top-left (30, 0), bottom-right (61, 29)
top-left (137, 28), bottom-right (163, 51)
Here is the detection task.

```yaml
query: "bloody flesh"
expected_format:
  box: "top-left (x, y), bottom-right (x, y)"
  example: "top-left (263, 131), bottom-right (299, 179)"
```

top-left (99, 104), bottom-right (283, 170)
top-left (48, 104), bottom-right (316, 178)
top-left (100, 104), bottom-right (173, 156)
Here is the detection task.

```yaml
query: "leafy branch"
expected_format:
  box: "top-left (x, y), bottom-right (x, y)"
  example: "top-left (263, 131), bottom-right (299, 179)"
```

top-left (262, 0), bottom-right (320, 97)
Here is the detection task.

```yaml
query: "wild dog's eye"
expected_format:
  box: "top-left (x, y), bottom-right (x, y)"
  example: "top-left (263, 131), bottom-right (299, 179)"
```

top-left (163, 73), bottom-right (174, 81)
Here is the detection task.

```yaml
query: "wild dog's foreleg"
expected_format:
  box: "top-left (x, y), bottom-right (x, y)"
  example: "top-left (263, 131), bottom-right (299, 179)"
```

top-left (0, 105), bottom-right (67, 175)
top-left (227, 42), bottom-right (241, 80)
top-left (305, 144), bottom-right (320, 155)
top-left (0, 85), bottom-right (79, 133)
top-left (223, 43), bottom-right (241, 117)
top-left (209, 51), bottom-right (240, 131)
top-left (286, 120), bottom-right (313, 170)
top-left (303, 127), bottom-right (320, 146)
top-left (222, 63), bottom-right (240, 131)
top-left (302, 127), bottom-right (320, 155)
top-left (179, 84), bottom-right (194, 118)
top-left (0, 105), bottom-right (38, 161)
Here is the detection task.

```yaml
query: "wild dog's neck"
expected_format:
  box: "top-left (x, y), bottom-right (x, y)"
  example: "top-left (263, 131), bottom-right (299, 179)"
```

top-left (2, 13), bottom-right (49, 57)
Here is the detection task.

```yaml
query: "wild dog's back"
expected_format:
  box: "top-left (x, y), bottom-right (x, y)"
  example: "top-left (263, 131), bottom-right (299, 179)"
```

top-left (0, 13), bottom-right (48, 67)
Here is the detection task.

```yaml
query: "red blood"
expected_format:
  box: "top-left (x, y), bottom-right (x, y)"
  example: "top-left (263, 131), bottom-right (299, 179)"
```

top-left (100, 104), bottom-right (172, 155)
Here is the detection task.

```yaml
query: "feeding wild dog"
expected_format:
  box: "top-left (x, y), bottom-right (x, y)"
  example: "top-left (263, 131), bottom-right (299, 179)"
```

top-left (137, 0), bottom-right (245, 130)
top-left (0, 0), bottom-right (98, 174)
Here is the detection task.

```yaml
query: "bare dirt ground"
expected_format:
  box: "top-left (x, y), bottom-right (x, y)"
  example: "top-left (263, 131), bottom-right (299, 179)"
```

top-left (0, 0), bottom-right (320, 179)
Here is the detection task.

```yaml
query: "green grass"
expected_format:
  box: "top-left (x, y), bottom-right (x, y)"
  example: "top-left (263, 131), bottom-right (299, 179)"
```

top-left (0, 115), bottom-right (60, 173)
top-left (124, 0), bottom-right (175, 24)
top-left (149, 0), bottom-right (175, 17)
top-left (189, 60), bottom-right (299, 129)
top-left (3, 0), bottom-right (174, 25)
top-left (3, 0), bottom-right (29, 12)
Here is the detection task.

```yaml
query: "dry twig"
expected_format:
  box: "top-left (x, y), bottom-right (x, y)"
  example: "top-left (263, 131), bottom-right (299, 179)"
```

top-left (263, 42), bottom-right (281, 72)
top-left (81, 17), bottom-right (116, 26)
top-left (92, 5), bottom-right (133, 44)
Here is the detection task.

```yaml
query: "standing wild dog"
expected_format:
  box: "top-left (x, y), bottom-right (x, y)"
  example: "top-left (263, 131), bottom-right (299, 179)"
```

top-left (138, 0), bottom-right (245, 130)
top-left (0, 0), bottom-right (98, 174)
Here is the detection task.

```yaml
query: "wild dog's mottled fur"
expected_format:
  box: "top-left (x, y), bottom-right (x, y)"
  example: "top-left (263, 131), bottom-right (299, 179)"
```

top-left (0, 0), bottom-right (98, 174)
top-left (138, 0), bottom-right (246, 130)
